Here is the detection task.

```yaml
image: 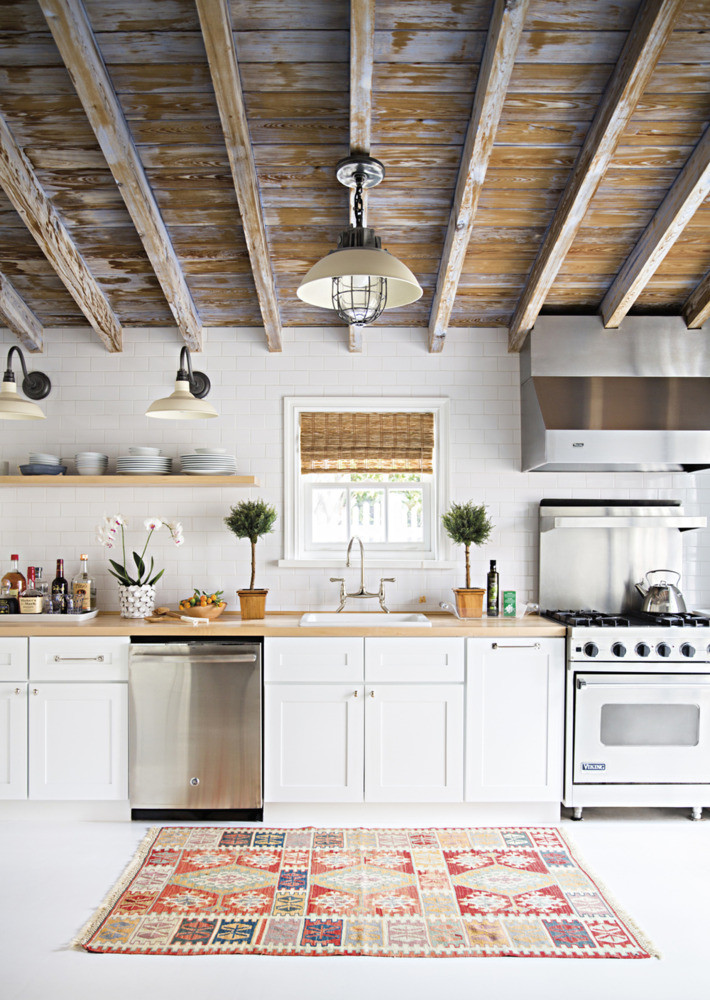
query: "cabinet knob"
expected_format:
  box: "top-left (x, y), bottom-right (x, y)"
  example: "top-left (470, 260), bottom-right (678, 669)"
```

top-left (14, 687), bottom-right (22, 695)
top-left (189, 777), bottom-right (200, 787)
top-left (370, 689), bottom-right (375, 698)
top-left (32, 688), bottom-right (39, 695)
top-left (353, 689), bottom-right (358, 698)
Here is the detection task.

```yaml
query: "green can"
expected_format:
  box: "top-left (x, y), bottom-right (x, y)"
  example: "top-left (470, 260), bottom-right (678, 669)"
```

top-left (502, 591), bottom-right (516, 617)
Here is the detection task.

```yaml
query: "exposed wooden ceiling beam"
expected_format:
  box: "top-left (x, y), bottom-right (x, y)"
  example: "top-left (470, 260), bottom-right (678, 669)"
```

top-left (507, 0), bottom-right (685, 353)
top-left (39, 0), bottom-right (202, 351)
top-left (0, 111), bottom-right (122, 352)
top-left (683, 269), bottom-right (710, 329)
top-left (602, 125), bottom-right (710, 328)
top-left (347, 0), bottom-right (375, 353)
top-left (196, 0), bottom-right (282, 352)
top-left (428, 0), bottom-right (528, 354)
top-left (0, 272), bottom-right (43, 352)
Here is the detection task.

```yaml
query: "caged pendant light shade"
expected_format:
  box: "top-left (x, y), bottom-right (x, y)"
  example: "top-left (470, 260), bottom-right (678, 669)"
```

top-left (297, 156), bottom-right (422, 327)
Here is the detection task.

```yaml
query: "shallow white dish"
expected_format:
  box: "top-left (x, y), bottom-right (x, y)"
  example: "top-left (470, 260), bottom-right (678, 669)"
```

top-left (0, 610), bottom-right (99, 624)
top-left (29, 453), bottom-right (60, 465)
top-left (300, 613), bottom-right (431, 627)
top-left (128, 447), bottom-right (162, 456)
top-left (194, 448), bottom-right (226, 455)
top-left (183, 469), bottom-right (238, 476)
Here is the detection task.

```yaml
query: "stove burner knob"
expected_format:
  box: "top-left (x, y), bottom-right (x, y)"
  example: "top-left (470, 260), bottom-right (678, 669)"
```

top-left (583, 642), bottom-right (599, 658)
top-left (657, 642), bottom-right (672, 658)
top-left (635, 642), bottom-right (651, 658)
top-left (611, 642), bottom-right (627, 657)
top-left (680, 643), bottom-right (696, 658)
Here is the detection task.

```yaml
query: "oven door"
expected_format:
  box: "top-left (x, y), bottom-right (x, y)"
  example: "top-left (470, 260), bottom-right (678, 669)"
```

top-left (573, 672), bottom-right (710, 784)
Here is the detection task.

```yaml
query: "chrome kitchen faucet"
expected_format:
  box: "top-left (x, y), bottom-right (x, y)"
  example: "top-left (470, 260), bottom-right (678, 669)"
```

top-left (330, 535), bottom-right (394, 612)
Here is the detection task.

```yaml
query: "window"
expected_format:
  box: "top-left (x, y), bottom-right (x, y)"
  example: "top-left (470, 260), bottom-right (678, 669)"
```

top-left (282, 397), bottom-right (450, 567)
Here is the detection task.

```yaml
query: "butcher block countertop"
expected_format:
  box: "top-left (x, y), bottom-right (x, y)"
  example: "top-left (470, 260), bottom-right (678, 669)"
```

top-left (0, 612), bottom-right (565, 638)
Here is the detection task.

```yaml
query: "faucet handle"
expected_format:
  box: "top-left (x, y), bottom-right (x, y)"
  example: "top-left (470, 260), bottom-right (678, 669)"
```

top-left (329, 577), bottom-right (345, 583)
top-left (380, 578), bottom-right (396, 584)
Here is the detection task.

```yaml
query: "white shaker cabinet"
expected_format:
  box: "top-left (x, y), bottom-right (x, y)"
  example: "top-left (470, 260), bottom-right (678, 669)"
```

top-left (0, 639), bottom-right (28, 799)
top-left (465, 636), bottom-right (564, 802)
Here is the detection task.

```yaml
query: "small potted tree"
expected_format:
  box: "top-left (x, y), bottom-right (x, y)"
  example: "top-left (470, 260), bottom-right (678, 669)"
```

top-left (442, 500), bottom-right (493, 618)
top-left (224, 499), bottom-right (278, 619)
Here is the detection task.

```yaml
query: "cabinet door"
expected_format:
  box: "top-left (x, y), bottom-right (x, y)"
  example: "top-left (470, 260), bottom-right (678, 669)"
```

top-left (264, 683), bottom-right (364, 802)
top-left (28, 683), bottom-right (128, 800)
top-left (0, 683), bottom-right (27, 799)
top-left (365, 684), bottom-right (464, 802)
top-left (465, 637), bottom-right (564, 802)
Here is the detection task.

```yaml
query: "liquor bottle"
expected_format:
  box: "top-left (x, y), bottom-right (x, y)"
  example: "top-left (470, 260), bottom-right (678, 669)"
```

top-left (19, 567), bottom-right (43, 614)
top-left (1, 554), bottom-right (26, 598)
top-left (0, 581), bottom-right (19, 614)
top-left (486, 559), bottom-right (500, 617)
top-left (51, 558), bottom-right (68, 613)
top-left (72, 554), bottom-right (96, 612)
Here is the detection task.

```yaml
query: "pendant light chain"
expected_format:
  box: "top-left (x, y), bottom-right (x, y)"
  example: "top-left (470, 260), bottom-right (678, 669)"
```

top-left (353, 173), bottom-right (365, 228)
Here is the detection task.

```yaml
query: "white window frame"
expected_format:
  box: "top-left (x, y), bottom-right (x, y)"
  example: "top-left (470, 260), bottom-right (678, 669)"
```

top-left (280, 396), bottom-right (453, 569)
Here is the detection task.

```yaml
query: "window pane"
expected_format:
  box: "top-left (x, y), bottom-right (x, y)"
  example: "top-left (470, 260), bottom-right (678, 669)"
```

top-left (311, 488), bottom-right (347, 543)
top-left (388, 488), bottom-right (424, 542)
top-left (350, 489), bottom-right (385, 542)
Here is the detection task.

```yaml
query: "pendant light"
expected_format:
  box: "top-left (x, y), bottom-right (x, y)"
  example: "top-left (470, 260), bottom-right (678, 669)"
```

top-left (297, 156), bottom-right (422, 326)
top-left (0, 346), bottom-right (51, 420)
top-left (145, 346), bottom-right (218, 420)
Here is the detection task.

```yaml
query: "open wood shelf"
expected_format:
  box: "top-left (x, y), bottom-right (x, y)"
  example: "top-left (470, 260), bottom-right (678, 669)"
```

top-left (0, 475), bottom-right (261, 487)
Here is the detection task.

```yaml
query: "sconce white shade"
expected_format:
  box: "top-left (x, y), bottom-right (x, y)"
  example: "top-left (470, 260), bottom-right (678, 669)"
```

top-left (145, 379), bottom-right (218, 420)
top-left (297, 247), bottom-right (422, 310)
top-left (0, 380), bottom-right (46, 420)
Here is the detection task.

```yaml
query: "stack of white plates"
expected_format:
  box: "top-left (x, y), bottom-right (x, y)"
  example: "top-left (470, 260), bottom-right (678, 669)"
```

top-left (117, 454), bottom-right (172, 475)
top-left (29, 452), bottom-right (60, 465)
top-left (75, 451), bottom-right (108, 476)
top-left (180, 450), bottom-right (238, 475)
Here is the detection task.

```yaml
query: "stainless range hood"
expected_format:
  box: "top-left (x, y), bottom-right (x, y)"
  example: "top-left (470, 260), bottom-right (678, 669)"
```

top-left (520, 317), bottom-right (710, 472)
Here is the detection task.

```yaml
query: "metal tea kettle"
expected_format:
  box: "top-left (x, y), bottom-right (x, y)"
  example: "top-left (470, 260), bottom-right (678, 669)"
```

top-left (635, 569), bottom-right (687, 614)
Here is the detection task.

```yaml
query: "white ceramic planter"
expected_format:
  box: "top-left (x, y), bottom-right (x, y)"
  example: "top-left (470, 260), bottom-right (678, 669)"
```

top-left (118, 584), bottom-right (156, 618)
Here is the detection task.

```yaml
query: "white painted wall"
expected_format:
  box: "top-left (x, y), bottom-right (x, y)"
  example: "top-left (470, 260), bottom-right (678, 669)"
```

top-left (0, 324), bottom-right (706, 612)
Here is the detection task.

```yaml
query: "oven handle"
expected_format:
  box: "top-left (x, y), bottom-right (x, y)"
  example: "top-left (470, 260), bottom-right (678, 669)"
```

top-left (576, 678), bottom-right (710, 690)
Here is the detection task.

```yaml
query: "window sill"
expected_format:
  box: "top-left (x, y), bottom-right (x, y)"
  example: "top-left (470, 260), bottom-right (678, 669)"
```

top-left (278, 559), bottom-right (459, 570)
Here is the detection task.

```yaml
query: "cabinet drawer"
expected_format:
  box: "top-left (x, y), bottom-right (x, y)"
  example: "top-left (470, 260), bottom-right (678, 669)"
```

top-left (265, 638), bottom-right (364, 682)
top-left (30, 637), bottom-right (129, 681)
top-left (365, 638), bottom-right (464, 682)
top-left (0, 638), bottom-right (28, 681)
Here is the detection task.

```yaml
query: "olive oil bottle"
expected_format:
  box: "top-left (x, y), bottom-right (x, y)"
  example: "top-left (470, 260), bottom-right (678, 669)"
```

top-left (486, 559), bottom-right (499, 617)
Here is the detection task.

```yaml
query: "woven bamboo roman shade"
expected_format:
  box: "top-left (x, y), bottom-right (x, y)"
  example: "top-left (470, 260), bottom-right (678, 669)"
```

top-left (300, 411), bottom-right (434, 474)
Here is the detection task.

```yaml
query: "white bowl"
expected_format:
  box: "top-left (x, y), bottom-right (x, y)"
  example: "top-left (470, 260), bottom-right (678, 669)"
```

top-left (76, 468), bottom-right (106, 476)
top-left (75, 452), bottom-right (108, 461)
top-left (128, 447), bottom-right (161, 456)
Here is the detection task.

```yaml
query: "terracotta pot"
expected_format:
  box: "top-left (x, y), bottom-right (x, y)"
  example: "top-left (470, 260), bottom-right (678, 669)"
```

top-left (453, 587), bottom-right (485, 619)
top-left (237, 589), bottom-right (268, 620)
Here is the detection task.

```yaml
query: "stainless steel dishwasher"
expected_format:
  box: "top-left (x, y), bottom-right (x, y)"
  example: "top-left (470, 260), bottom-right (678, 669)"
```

top-left (129, 638), bottom-right (262, 819)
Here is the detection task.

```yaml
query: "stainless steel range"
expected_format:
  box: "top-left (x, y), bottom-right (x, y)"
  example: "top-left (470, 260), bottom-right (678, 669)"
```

top-left (539, 501), bottom-right (709, 821)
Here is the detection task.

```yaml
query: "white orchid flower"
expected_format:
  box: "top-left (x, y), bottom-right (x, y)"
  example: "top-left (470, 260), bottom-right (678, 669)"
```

top-left (144, 518), bottom-right (163, 532)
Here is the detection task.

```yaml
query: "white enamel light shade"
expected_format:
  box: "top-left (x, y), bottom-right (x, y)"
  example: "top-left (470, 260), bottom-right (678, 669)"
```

top-left (145, 378), bottom-right (218, 420)
top-left (297, 247), bottom-right (423, 310)
top-left (0, 379), bottom-right (46, 420)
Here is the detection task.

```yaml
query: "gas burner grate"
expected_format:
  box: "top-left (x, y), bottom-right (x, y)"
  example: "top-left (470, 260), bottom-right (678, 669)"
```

top-left (636, 611), bottom-right (710, 628)
top-left (544, 609), bottom-right (631, 627)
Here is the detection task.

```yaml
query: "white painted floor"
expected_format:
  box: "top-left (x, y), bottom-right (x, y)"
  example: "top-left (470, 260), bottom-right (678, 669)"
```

top-left (1, 808), bottom-right (709, 1000)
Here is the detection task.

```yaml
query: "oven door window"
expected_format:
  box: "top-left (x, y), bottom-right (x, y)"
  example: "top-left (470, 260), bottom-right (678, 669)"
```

top-left (600, 703), bottom-right (700, 746)
top-left (573, 672), bottom-right (710, 784)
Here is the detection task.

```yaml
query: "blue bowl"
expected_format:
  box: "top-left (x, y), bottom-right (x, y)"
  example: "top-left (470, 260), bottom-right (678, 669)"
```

top-left (19, 464), bottom-right (68, 476)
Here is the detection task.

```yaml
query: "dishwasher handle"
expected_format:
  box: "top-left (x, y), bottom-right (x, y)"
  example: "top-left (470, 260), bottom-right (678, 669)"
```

top-left (130, 652), bottom-right (257, 664)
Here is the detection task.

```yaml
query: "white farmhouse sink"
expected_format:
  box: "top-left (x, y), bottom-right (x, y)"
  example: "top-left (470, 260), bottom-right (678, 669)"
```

top-left (299, 612), bottom-right (431, 627)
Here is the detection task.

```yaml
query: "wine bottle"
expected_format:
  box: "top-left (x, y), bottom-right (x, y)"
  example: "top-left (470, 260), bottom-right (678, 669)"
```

top-left (1, 554), bottom-right (26, 598)
top-left (51, 558), bottom-right (68, 614)
top-left (486, 559), bottom-right (499, 617)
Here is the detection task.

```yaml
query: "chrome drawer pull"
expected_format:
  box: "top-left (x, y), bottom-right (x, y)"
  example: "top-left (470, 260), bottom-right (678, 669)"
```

top-left (54, 655), bottom-right (104, 662)
top-left (492, 642), bottom-right (541, 650)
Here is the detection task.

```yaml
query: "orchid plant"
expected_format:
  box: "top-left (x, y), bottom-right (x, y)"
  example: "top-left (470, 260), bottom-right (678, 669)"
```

top-left (97, 514), bottom-right (184, 587)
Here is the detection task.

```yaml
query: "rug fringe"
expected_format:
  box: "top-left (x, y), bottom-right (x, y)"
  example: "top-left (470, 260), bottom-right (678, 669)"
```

top-left (71, 826), bottom-right (161, 951)
top-left (557, 826), bottom-right (660, 959)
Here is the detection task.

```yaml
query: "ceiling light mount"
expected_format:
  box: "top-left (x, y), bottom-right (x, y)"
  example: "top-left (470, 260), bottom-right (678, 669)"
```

top-left (0, 346), bottom-right (51, 421)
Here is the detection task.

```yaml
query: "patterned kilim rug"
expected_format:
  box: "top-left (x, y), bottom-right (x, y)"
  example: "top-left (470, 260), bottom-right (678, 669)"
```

top-left (77, 826), bottom-right (657, 958)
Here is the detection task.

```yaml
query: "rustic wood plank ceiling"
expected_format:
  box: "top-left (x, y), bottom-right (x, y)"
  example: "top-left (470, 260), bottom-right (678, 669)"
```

top-left (0, 0), bottom-right (708, 353)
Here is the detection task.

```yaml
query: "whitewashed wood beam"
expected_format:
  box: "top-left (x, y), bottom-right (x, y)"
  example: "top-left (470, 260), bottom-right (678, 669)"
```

top-left (428, 0), bottom-right (528, 353)
top-left (0, 111), bottom-right (122, 352)
top-left (196, 0), bottom-right (282, 352)
top-left (683, 269), bottom-right (710, 329)
top-left (39, 0), bottom-right (202, 351)
top-left (347, 0), bottom-right (375, 353)
top-left (0, 272), bottom-right (43, 352)
top-left (507, 0), bottom-right (685, 352)
top-left (602, 125), bottom-right (710, 327)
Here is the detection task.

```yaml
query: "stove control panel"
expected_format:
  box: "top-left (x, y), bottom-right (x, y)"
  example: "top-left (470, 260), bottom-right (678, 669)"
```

top-left (570, 632), bottom-right (710, 663)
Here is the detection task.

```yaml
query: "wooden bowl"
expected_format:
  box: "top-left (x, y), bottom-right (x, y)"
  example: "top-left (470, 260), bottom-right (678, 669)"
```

top-left (179, 602), bottom-right (227, 620)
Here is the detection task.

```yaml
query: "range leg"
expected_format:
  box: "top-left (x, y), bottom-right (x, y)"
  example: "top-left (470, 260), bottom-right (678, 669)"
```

top-left (691, 806), bottom-right (703, 821)
top-left (571, 807), bottom-right (583, 821)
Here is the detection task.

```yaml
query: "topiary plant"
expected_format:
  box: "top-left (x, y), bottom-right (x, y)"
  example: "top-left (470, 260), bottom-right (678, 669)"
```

top-left (442, 501), bottom-right (493, 588)
top-left (224, 499), bottom-right (277, 590)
